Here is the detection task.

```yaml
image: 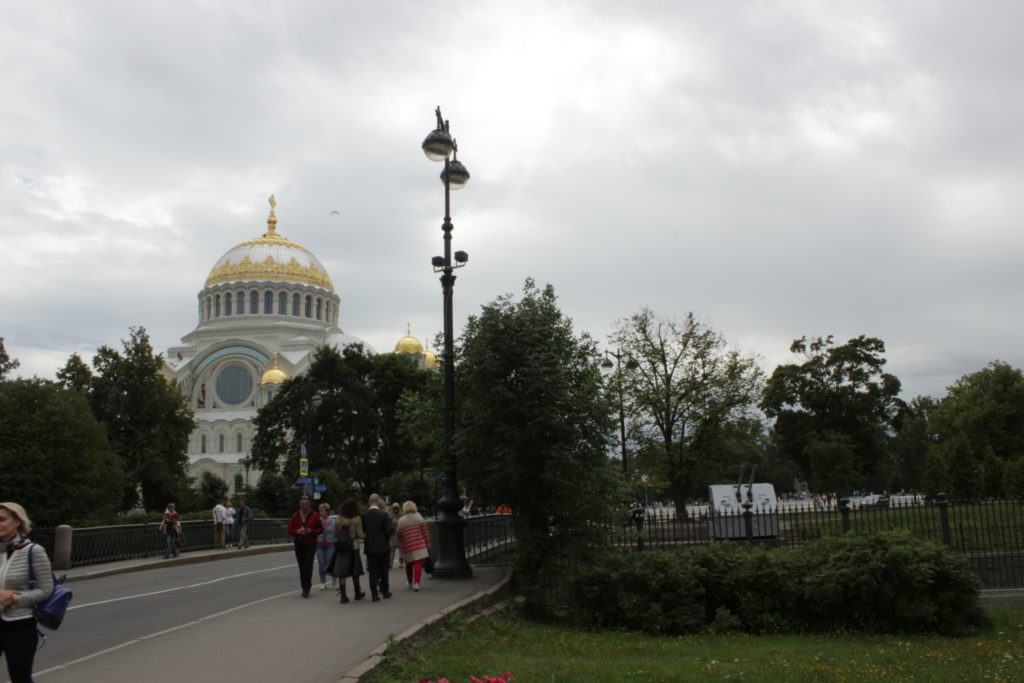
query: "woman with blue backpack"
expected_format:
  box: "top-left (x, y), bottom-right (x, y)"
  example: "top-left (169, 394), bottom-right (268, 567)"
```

top-left (0, 502), bottom-right (53, 683)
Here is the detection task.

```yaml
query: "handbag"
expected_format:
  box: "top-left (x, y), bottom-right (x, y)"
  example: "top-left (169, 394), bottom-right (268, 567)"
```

top-left (423, 555), bottom-right (434, 574)
top-left (27, 543), bottom-right (73, 631)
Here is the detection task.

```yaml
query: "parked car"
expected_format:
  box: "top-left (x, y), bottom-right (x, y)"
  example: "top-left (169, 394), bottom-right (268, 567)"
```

top-left (860, 494), bottom-right (890, 508)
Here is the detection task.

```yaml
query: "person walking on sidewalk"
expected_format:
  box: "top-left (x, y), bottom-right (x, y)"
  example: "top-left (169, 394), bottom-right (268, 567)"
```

top-left (235, 498), bottom-right (252, 549)
top-left (396, 500), bottom-right (431, 591)
top-left (332, 498), bottom-right (366, 604)
top-left (315, 503), bottom-right (336, 591)
top-left (388, 502), bottom-right (402, 569)
top-left (212, 499), bottom-right (227, 548)
top-left (287, 496), bottom-right (323, 598)
top-left (161, 503), bottom-right (181, 558)
top-left (361, 493), bottom-right (393, 602)
top-left (224, 501), bottom-right (236, 548)
top-left (0, 502), bottom-right (54, 683)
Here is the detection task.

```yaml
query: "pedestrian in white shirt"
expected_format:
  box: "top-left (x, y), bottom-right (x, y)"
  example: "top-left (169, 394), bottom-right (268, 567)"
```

top-left (212, 499), bottom-right (227, 548)
top-left (224, 501), bottom-right (236, 548)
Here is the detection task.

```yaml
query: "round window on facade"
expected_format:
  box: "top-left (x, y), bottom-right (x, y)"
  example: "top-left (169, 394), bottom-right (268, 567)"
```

top-left (215, 364), bottom-right (254, 406)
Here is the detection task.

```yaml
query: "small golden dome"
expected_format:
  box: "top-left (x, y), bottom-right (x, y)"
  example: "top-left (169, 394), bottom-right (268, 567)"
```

top-left (394, 324), bottom-right (424, 354)
top-left (260, 355), bottom-right (290, 385)
top-left (423, 346), bottom-right (439, 368)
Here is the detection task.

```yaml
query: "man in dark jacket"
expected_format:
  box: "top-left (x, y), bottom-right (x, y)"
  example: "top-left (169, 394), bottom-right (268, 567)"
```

top-left (362, 493), bottom-right (393, 601)
top-left (236, 498), bottom-right (253, 548)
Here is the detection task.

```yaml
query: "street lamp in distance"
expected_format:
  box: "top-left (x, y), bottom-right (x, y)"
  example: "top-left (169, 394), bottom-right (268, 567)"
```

top-left (601, 350), bottom-right (638, 476)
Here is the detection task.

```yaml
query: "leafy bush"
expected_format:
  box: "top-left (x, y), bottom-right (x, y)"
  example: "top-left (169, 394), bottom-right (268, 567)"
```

top-left (566, 532), bottom-right (986, 635)
top-left (571, 550), bottom-right (704, 634)
top-left (797, 531), bottom-right (987, 634)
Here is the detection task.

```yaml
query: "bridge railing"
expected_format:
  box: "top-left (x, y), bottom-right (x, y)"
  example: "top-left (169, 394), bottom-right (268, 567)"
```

top-left (31, 519), bottom-right (292, 568)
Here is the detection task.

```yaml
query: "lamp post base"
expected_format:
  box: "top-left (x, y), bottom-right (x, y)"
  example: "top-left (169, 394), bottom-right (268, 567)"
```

top-left (432, 514), bottom-right (473, 579)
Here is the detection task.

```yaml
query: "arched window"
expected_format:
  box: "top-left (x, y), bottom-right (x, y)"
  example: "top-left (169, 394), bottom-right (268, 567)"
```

top-left (218, 434), bottom-right (225, 453)
top-left (236, 433), bottom-right (243, 452)
top-left (304, 295), bottom-right (312, 318)
top-left (278, 291), bottom-right (287, 314)
top-left (225, 292), bottom-right (233, 316)
top-left (205, 298), bottom-right (212, 321)
top-left (292, 293), bottom-right (300, 316)
top-left (250, 290), bottom-right (259, 314)
top-left (234, 474), bottom-right (243, 493)
top-left (316, 298), bottom-right (323, 320)
top-left (264, 291), bottom-right (273, 314)
top-left (200, 435), bottom-right (207, 453)
top-left (237, 291), bottom-right (245, 314)
top-left (214, 295), bottom-right (221, 317)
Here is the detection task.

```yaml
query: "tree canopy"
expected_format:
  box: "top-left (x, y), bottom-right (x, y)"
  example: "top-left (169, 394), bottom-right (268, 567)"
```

top-left (0, 337), bottom-right (19, 380)
top-left (251, 344), bottom-right (432, 500)
top-left (59, 327), bottom-right (196, 511)
top-left (0, 377), bottom-right (123, 525)
top-left (761, 335), bottom-right (904, 493)
top-left (924, 361), bottom-right (1024, 498)
top-left (610, 309), bottom-right (764, 511)
top-left (456, 280), bottom-right (623, 586)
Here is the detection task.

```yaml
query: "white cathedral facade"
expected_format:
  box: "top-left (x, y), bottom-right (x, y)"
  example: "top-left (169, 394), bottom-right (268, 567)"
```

top-left (162, 197), bottom-right (436, 492)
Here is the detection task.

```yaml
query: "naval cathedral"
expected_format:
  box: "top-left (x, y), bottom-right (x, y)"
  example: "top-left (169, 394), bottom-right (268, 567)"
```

top-left (162, 197), bottom-right (436, 492)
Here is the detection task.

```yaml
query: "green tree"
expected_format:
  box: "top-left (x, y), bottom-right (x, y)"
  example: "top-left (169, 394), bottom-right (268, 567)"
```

top-left (56, 353), bottom-right (93, 393)
top-left (609, 309), bottom-right (764, 514)
top-left (0, 378), bottom-right (123, 525)
top-left (761, 335), bottom-right (904, 493)
top-left (0, 338), bottom-right (19, 380)
top-left (396, 370), bottom-right (443, 509)
top-left (85, 327), bottom-right (196, 511)
top-left (251, 344), bottom-right (432, 497)
top-left (890, 395), bottom-right (938, 493)
top-left (926, 361), bottom-right (1024, 497)
top-left (198, 472), bottom-right (229, 509)
top-left (457, 280), bottom-right (623, 593)
top-left (251, 471), bottom-right (294, 517)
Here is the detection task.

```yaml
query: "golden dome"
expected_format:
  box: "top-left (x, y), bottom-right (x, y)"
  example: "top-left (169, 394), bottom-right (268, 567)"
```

top-left (394, 324), bottom-right (424, 354)
top-left (205, 196), bottom-right (335, 291)
top-left (260, 355), bottom-right (290, 385)
top-left (423, 346), bottom-right (439, 368)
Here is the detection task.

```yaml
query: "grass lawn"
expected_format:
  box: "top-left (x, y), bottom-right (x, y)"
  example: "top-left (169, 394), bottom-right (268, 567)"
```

top-left (371, 608), bottom-right (1024, 682)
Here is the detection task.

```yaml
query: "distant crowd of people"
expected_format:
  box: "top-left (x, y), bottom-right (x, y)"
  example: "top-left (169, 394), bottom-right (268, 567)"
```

top-left (288, 493), bottom-right (434, 601)
top-left (156, 492), bottom-right (520, 605)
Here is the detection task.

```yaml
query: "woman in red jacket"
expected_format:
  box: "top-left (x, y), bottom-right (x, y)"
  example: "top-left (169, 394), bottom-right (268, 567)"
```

top-left (287, 497), bottom-right (323, 598)
top-left (396, 501), bottom-right (431, 591)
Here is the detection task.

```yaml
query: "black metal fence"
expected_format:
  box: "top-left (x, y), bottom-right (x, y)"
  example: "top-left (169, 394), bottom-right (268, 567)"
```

top-left (623, 495), bottom-right (1024, 589)
top-left (28, 497), bottom-right (1024, 588)
top-left (464, 513), bottom-right (516, 566)
top-left (31, 519), bottom-right (292, 567)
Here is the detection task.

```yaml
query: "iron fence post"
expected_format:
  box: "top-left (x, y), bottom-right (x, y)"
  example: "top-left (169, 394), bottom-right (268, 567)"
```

top-left (839, 497), bottom-right (851, 533)
top-left (937, 492), bottom-right (951, 546)
top-left (742, 502), bottom-right (754, 541)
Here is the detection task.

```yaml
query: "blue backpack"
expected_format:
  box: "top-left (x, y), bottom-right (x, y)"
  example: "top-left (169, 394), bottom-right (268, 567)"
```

top-left (27, 543), bottom-right (73, 631)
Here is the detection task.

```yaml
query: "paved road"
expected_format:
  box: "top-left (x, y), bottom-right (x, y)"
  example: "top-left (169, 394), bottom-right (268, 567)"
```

top-left (26, 548), bottom-right (506, 683)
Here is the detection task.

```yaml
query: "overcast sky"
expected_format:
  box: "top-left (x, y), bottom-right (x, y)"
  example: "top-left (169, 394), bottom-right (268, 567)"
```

top-left (2, 1), bottom-right (1021, 401)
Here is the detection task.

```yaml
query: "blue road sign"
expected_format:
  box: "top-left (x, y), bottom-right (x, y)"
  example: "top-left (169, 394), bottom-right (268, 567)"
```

top-left (314, 484), bottom-right (327, 492)
top-left (296, 476), bottom-right (312, 485)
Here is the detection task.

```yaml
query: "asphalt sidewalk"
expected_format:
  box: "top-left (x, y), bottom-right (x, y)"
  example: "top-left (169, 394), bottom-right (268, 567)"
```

top-left (60, 546), bottom-right (511, 682)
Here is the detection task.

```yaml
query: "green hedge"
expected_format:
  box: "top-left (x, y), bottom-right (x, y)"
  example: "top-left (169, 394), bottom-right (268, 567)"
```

top-left (568, 531), bottom-right (987, 635)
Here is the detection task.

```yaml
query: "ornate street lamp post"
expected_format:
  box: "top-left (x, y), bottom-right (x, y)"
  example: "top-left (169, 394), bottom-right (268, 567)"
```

top-left (422, 106), bottom-right (472, 579)
top-left (601, 350), bottom-right (638, 476)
